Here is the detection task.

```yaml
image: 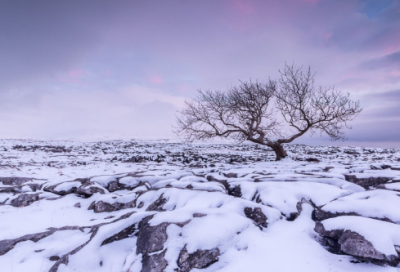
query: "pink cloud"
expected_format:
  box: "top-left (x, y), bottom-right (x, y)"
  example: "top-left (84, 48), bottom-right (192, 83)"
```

top-left (59, 69), bottom-right (88, 84)
top-left (225, 0), bottom-right (266, 31)
top-left (69, 69), bottom-right (87, 79)
top-left (324, 32), bottom-right (333, 41)
top-left (318, 31), bottom-right (334, 47)
top-left (232, 0), bottom-right (255, 15)
top-left (179, 85), bottom-right (187, 94)
top-left (300, 0), bottom-right (320, 4)
top-left (101, 68), bottom-right (111, 76)
top-left (389, 70), bottom-right (400, 77)
top-left (150, 75), bottom-right (163, 85)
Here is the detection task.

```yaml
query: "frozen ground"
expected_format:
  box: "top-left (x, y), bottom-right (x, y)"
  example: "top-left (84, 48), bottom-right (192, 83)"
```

top-left (1, 139), bottom-right (400, 272)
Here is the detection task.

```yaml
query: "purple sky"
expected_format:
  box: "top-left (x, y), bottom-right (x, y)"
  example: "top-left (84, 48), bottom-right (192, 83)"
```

top-left (1, 0), bottom-right (399, 147)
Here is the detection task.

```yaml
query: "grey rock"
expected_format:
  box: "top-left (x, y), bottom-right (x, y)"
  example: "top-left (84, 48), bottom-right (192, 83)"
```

top-left (10, 193), bottom-right (41, 207)
top-left (223, 172), bottom-right (238, 178)
top-left (339, 231), bottom-right (385, 261)
top-left (188, 162), bottom-right (206, 168)
top-left (75, 179), bottom-right (107, 198)
top-left (206, 176), bottom-right (230, 193)
top-left (135, 216), bottom-right (191, 272)
top-left (136, 216), bottom-right (170, 255)
top-left (244, 207), bottom-right (268, 228)
top-left (0, 177), bottom-right (33, 186)
top-left (75, 184), bottom-right (106, 198)
top-left (206, 175), bottom-right (227, 183)
top-left (287, 199), bottom-right (314, 221)
top-left (344, 150), bottom-right (361, 155)
top-left (315, 222), bottom-right (400, 266)
top-left (141, 249), bottom-right (168, 272)
top-left (44, 182), bottom-right (79, 196)
top-left (136, 215), bottom-right (171, 272)
top-left (344, 175), bottom-right (392, 189)
top-left (44, 178), bottom-right (106, 198)
top-left (193, 213), bottom-right (207, 218)
top-left (306, 157), bottom-right (320, 162)
top-left (228, 185), bottom-right (242, 198)
top-left (313, 209), bottom-right (359, 222)
top-left (107, 180), bottom-right (124, 192)
top-left (49, 256), bottom-right (60, 261)
top-left (313, 209), bottom-right (394, 224)
top-left (101, 223), bottom-right (136, 246)
top-left (89, 200), bottom-right (135, 213)
top-left (177, 245), bottom-right (220, 272)
top-left (26, 183), bottom-right (41, 192)
top-left (0, 187), bottom-right (20, 194)
top-left (146, 194), bottom-right (167, 211)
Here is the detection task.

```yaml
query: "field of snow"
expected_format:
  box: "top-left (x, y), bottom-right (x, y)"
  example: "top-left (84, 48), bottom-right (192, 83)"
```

top-left (1, 139), bottom-right (400, 272)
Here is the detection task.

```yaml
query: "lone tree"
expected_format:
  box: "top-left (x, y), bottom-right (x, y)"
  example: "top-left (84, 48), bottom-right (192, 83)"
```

top-left (175, 64), bottom-right (362, 160)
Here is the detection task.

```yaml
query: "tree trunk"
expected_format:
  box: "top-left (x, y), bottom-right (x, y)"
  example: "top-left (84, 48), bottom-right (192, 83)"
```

top-left (270, 143), bottom-right (287, 161)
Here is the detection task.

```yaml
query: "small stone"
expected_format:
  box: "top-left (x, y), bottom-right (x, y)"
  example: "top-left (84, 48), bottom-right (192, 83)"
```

top-left (244, 207), bottom-right (268, 228)
top-left (177, 245), bottom-right (220, 272)
top-left (49, 256), bottom-right (60, 261)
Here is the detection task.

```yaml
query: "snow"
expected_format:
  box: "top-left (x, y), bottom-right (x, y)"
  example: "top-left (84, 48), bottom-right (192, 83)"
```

top-left (54, 181), bottom-right (82, 191)
top-left (321, 190), bottom-right (400, 223)
top-left (1, 139), bottom-right (400, 271)
top-left (91, 175), bottom-right (122, 187)
top-left (231, 180), bottom-right (354, 216)
top-left (382, 183), bottom-right (400, 192)
top-left (119, 176), bottom-right (140, 186)
top-left (209, 204), bottom-right (392, 272)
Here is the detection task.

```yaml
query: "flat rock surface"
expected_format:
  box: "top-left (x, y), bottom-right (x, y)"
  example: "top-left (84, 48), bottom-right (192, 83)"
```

top-left (1, 139), bottom-right (400, 271)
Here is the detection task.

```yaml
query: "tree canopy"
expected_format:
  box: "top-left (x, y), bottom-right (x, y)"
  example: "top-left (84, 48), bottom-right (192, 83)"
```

top-left (175, 64), bottom-right (362, 160)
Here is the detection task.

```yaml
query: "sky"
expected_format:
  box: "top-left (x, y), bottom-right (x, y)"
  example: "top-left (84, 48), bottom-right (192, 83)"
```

top-left (0, 0), bottom-right (399, 147)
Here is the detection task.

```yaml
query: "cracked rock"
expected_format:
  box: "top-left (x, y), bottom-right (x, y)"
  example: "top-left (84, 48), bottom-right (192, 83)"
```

top-left (315, 222), bottom-right (400, 266)
top-left (10, 193), bottom-right (41, 207)
top-left (0, 177), bottom-right (33, 186)
top-left (88, 200), bottom-right (135, 213)
top-left (177, 245), bottom-right (220, 272)
top-left (228, 185), bottom-right (242, 197)
top-left (244, 207), bottom-right (268, 228)
top-left (101, 223), bottom-right (136, 246)
top-left (146, 194), bottom-right (168, 211)
top-left (344, 175), bottom-right (392, 189)
top-left (136, 215), bottom-right (170, 272)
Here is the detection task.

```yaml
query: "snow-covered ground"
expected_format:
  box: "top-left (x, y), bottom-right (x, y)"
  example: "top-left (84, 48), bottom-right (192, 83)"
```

top-left (1, 139), bottom-right (400, 272)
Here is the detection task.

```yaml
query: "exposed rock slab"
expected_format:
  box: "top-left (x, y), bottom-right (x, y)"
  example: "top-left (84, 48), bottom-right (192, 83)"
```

top-left (344, 175), bottom-right (392, 189)
top-left (177, 245), bottom-right (220, 272)
top-left (315, 219), bottom-right (400, 266)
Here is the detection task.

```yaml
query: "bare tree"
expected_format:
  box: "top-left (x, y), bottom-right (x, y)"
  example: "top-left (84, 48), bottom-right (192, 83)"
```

top-left (175, 64), bottom-right (362, 161)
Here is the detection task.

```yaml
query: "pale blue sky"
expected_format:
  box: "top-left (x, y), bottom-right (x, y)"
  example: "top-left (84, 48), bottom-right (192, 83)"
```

top-left (0, 0), bottom-right (399, 147)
